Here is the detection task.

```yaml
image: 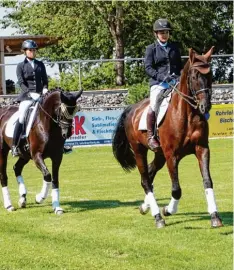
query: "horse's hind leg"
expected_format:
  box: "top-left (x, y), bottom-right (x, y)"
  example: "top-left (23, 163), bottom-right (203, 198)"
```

top-left (195, 145), bottom-right (223, 227)
top-left (0, 145), bottom-right (15, 211)
top-left (13, 157), bottom-right (30, 208)
top-left (134, 144), bottom-right (165, 228)
top-left (140, 151), bottom-right (166, 215)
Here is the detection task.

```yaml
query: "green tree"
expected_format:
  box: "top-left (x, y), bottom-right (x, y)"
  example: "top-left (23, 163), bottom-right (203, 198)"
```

top-left (1, 1), bottom-right (233, 88)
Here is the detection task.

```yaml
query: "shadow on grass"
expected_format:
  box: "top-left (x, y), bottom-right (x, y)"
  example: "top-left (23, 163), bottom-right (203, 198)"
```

top-left (173, 211), bottom-right (233, 227)
top-left (62, 198), bottom-right (169, 212)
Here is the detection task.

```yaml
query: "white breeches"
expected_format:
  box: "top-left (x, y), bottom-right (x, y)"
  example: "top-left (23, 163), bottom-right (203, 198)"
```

top-left (149, 85), bottom-right (165, 111)
top-left (18, 100), bottom-right (34, 123)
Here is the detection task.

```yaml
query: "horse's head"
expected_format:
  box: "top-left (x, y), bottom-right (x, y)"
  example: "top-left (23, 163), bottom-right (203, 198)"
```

top-left (188, 46), bottom-right (214, 114)
top-left (58, 90), bottom-right (83, 138)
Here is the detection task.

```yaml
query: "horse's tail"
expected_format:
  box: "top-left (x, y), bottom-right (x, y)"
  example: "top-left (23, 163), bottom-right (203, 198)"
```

top-left (112, 106), bottom-right (136, 172)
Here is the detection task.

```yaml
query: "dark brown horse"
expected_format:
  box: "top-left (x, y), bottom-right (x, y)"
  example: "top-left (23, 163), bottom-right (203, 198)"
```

top-left (0, 89), bottom-right (82, 214)
top-left (112, 47), bottom-right (223, 228)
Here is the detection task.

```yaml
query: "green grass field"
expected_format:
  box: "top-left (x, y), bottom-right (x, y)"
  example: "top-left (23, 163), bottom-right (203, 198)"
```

top-left (0, 139), bottom-right (232, 270)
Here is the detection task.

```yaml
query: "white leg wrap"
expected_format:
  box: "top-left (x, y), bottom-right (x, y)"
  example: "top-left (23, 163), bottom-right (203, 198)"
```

top-left (40, 181), bottom-right (51, 199)
top-left (17, 176), bottom-right (27, 196)
top-left (147, 192), bottom-right (160, 217)
top-left (167, 197), bottom-right (179, 214)
top-left (51, 188), bottom-right (60, 209)
top-left (2, 186), bottom-right (12, 208)
top-left (205, 188), bottom-right (217, 214)
top-left (36, 181), bottom-right (51, 203)
top-left (141, 194), bottom-right (150, 213)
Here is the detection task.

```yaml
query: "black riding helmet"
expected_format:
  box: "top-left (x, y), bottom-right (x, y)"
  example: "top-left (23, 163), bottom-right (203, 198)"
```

top-left (153, 18), bottom-right (172, 32)
top-left (21, 40), bottom-right (38, 50)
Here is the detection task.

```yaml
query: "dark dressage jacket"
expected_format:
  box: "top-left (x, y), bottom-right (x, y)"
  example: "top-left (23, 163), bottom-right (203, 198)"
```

top-left (145, 41), bottom-right (183, 87)
top-left (16, 58), bottom-right (48, 101)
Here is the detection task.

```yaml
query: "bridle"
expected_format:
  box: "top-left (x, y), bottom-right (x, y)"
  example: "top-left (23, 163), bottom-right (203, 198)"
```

top-left (39, 101), bottom-right (80, 130)
top-left (171, 63), bottom-right (212, 109)
top-left (188, 63), bottom-right (212, 98)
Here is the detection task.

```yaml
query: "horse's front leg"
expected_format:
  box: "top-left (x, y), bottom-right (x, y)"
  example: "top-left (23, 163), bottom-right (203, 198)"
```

top-left (33, 153), bottom-right (52, 205)
top-left (51, 155), bottom-right (63, 215)
top-left (163, 155), bottom-right (181, 217)
top-left (0, 146), bottom-right (15, 211)
top-left (134, 145), bottom-right (165, 228)
top-left (195, 145), bottom-right (223, 227)
top-left (13, 157), bottom-right (30, 208)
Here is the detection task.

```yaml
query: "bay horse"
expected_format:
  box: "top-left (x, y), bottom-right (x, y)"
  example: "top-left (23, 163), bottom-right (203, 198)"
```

top-left (112, 47), bottom-right (223, 228)
top-left (0, 89), bottom-right (82, 215)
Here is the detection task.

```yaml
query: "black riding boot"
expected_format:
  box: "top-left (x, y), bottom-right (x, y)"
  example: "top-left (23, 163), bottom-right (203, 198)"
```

top-left (12, 120), bottom-right (23, 157)
top-left (147, 107), bottom-right (160, 151)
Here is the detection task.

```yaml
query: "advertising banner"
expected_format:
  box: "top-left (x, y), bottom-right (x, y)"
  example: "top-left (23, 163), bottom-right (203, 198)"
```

top-left (66, 109), bottom-right (123, 146)
top-left (208, 104), bottom-right (234, 138)
top-left (66, 104), bottom-right (233, 146)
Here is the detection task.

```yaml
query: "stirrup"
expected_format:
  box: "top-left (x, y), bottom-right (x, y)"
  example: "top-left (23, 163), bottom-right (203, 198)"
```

top-left (11, 146), bottom-right (19, 157)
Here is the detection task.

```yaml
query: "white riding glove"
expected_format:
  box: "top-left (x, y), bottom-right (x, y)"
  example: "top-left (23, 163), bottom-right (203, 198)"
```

top-left (43, 88), bottom-right (48, 94)
top-left (29, 92), bottom-right (40, 101)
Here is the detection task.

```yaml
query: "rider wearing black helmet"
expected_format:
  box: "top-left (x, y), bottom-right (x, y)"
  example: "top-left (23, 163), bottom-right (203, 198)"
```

top-left (144, 18), bottom-right (183, 151)
top-left (12, 39), bottom-right (72, 156)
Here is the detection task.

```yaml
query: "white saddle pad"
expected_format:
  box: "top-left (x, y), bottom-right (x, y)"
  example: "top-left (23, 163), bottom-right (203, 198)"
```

top-left (138, 92), bottom-right (172, 130)
top-left (5, 102), bottom-right (39, 138)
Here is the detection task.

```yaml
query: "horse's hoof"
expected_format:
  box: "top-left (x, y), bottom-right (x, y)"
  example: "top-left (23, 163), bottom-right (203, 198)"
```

top-left (18, 197), bottom-right (27, 208)
top-left (155, 213), bottom-right (166, 228)
top-left (139, 204), bottom-right (150, 215)
top-left (35, 194), bottom-right (44, 204)
top-left (54, 207), bottom-right (64, 215)
top-left (6, 205), bottom-right (15, 212)
top-left (162, 206), bottom-right (171, 217)
top-left (211, 212), bottom-right (223, 228)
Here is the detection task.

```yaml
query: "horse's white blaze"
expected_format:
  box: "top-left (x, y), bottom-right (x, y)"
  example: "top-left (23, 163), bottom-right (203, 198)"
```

top-left (51, 188), bottom-right (60, 209)
top-left (147, 192), bottom-right (160, 216)
top-left (2, 186), bottom-right (12, 208)
top-left (17, 176), bottom-right (27, 196)
top-left (166, 197), bottom-right (179, 214)
top-left (205, 188), bottom-right (217, 214)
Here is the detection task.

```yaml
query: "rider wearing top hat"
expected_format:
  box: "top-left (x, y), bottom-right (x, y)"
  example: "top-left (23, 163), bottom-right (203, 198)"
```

top-left (145, 18), bottom-right (183, 151)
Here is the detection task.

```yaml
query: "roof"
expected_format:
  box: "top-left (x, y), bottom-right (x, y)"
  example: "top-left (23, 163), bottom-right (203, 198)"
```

top-left (0, 35), bottom-right (61, 56)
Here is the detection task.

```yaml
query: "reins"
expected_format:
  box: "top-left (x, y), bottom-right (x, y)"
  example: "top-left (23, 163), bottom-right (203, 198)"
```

top-left (170, 82), bottom-right (199, 109)
top-left (38, 100), bottom-right (79, 127)
top-left (169, 62), bottom-right (211, 109)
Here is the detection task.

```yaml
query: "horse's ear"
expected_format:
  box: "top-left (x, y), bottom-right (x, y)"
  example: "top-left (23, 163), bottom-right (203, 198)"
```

top-left (76, 89), bottom-right (83, 100)
top-left (203, 46), bottom-right (214, 62)
top-left (60, 91), bottom-right (68, 104)
top-left (189, 48), bottom-right (195, 64)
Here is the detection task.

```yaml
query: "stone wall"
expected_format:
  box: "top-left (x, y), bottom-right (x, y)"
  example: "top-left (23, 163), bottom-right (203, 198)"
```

top-left (78, 84), bottom-right (233, 110)
top-left (0, 84), bottom-right (232, 110)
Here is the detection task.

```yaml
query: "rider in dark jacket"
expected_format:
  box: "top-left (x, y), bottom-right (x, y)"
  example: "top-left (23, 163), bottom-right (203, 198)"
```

top-left (145, 18), bottom-right (183, 151)
top-left (12, 40), bottom-right (72, 156)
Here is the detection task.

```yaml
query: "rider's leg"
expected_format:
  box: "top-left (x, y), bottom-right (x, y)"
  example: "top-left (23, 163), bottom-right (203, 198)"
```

top-left (12, 100), bottom-right (33, 156)
top-left (147, 85), bottom-right (164, 151)
top-left (154, 92), bottom-right (165, 139)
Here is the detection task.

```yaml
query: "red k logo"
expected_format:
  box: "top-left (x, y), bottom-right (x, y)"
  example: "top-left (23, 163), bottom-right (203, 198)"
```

top-left (72, 116), bottom-right (86, 135)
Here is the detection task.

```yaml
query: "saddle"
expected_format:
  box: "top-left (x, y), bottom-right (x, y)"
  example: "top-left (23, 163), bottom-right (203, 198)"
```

top-left (138, 86), bottom-right (174, 131)
top-left (5, 99), bottom-right (42, 153)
